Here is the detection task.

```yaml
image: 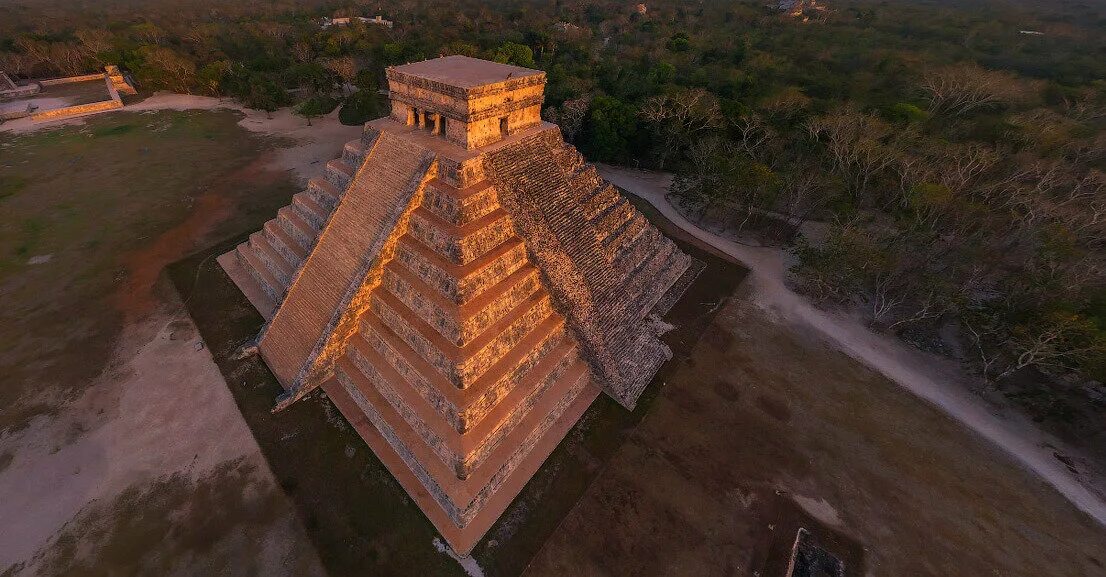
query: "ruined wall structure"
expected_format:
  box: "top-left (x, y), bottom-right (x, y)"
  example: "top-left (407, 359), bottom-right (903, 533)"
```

top-left (219, 56), bottom-right (696, 554)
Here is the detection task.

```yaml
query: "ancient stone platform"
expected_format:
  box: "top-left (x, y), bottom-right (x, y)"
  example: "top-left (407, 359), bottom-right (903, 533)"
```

top-left (220, 56), bottom-right (694, 554)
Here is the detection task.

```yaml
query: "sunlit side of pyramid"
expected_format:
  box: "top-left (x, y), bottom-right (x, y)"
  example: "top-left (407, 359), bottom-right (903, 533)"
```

top-left (218, 55), bottom-right (695, 553)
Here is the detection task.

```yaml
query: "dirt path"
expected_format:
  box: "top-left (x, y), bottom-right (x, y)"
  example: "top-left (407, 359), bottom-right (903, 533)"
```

top-left (597, 163), bottom-right (1106, 528)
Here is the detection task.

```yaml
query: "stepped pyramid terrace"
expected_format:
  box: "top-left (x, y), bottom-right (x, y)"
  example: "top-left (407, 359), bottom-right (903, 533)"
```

top-left (218, 55), bottom-right (697, 553)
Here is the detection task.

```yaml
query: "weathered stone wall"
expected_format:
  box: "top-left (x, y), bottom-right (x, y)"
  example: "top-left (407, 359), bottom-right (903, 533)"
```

top-left (30, 98), bottom-right (121, 122)
top-left (38, 73), bottom-right (105, 86)
top-left (386, 67), bottom-right (545, 149)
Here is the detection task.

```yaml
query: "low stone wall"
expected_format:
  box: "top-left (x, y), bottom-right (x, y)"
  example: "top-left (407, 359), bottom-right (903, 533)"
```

top-left (38, 73), bottom-right (106, 86)
top-left (31, 75), bottom-right (123, 123)
top-left (1, 104), bottom-right (35, 121)
top-left (31, 98), bottom-right (122, 122)
top-left (0, 84), bottom-right (42, 101)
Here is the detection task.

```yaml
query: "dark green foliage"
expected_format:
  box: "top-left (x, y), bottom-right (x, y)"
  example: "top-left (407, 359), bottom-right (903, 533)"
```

top-left (666, 32), bottom-right (691, 52)
top-left (577, 95), bottom-right (644, 163)
top-left (339, 90), bottom-right (386, 126)
top-left (488, 41), bottom-right (536, 68)
top-left (295, 94), bottom-right (337, 125)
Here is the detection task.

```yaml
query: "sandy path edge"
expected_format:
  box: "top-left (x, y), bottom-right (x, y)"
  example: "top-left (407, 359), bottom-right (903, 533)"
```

top-left (598, 163), bottom-right (1106, 527)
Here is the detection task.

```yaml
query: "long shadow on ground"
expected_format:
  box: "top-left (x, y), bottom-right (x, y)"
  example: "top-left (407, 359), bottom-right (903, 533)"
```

top-left (167, 201), bottom-right (746, 576)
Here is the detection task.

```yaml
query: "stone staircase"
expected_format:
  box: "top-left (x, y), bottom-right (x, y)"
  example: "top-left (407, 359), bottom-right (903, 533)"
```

top-left (259, 131), bottom-right (436, 388)
top-left (485, 131), bottom-right (691, 409)
top-left (227, 136), bottom-right (374, 315)
top-left (333, 175), bottom-right (598, 528)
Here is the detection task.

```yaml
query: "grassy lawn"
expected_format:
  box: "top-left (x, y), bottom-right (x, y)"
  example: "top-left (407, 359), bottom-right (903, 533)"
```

top-left (0, 110), bottom-right (295, 434)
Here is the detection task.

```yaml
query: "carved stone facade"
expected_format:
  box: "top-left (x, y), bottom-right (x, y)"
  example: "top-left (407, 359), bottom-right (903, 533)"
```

top-left (218, 56), bottom-right (696, 554)
top-left (386, 56), bottom-right (545, 150)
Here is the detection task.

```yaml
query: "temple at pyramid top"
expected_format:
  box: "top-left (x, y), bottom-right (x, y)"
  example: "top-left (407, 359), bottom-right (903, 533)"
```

top-left (217, 55), bottom-right (698, 554)
top-left (387, 55), bottom-right (546, 149)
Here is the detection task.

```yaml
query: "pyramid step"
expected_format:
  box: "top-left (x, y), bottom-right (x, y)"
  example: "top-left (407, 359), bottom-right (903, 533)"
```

top-left (343, 139), bottom-right (368, 166)
top-left (346, 335), bottom-right (466, 474)
top-left (369, 285), bottom-right (554, 389)
top-left (603, 212), bottom-right (648, 259)
top-left (236, 242), bottom-right (284, 302)
top-left (332, 349), bottom-right (592, 516)
top-left (461, 343), bottom-right (583, 477)
top-left (612, 223), bottom-right (661, 275)
top-left (263, 219), bottom-right (307, 261)
top-left (422, 179), bottom-right (501, 225)
top-left (358, 303), bottom-right (567, 433)
top-left (333, 356), bottom-right (471, 521)
top-left (456, 356), bottom-right (591, 501)
top-left (382, 258), bottom-right (541, 346)
top-left (277, 205), bottom-right (318, 251)
top-left (627, 245), bottom-right (690, 321)
top-left (347, 325), bottom-right (582, 479)
top-left (292, 191), bottom-right (330, 229)
top-left (407, 206), bottom-right (514, 265)
top-left (325, 158), bottom-right (356, 188)
top-left (584, 183), bottom-right (620, 220)
top-left (601, 238), bottom-right (680, 336)
top-left (592, 197), bottom-right (633, 242)
top-left (248, 232), bottom-right (294, 285)
top-left (307, 177), bottom-right (340, 208)
top-left (393, 235), bottom-right (528, 304)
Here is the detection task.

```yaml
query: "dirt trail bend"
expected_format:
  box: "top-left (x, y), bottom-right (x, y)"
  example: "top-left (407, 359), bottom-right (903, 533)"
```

top-left (597, 163), bottom-right (1106, 528)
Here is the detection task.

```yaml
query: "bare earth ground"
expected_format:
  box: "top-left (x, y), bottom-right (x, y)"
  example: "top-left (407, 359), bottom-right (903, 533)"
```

top-left (0, 100), bottom-right (361, 576)
top-left (524, 295), bottom-right (1106, 576)
top-left (598, 164), bottom-right (1106, 526)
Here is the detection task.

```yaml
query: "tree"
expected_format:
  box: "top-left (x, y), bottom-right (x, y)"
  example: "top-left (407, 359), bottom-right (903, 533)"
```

top-left (488, 42), bottom-right (535, 68)
top-left (197, 60), bottom-right (231, 96)
top-left (296, 95), bottom-right (336, 126)
top-left (545, 95), bottom-right (591, 143)
top-left (998, 310), bottom-right (1106, 381)
top-left (136, 45), bottom-right (196, 93)
top-left (322, 56), bottom-right (358, 95)
top-left (639, 88), bottom-right (723, 169)
top-left (578, 95), bottom-right (641, 163)
top-left (74, 29), bottom-right (113, 62)
top-left (920, 63), bottom-right (1029, 117)
top-left (246, 73), bottom-right (283, 118)
top-left (665, 32), bottom-right (691, 52)
top-left (131, 22), bottom-right (167, 45)
top-left (806, 108), bottom-right (902, 203)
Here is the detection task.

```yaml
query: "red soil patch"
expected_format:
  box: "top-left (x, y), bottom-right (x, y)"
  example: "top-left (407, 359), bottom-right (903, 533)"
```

top-left (113, 155), bottom-right (281, 320)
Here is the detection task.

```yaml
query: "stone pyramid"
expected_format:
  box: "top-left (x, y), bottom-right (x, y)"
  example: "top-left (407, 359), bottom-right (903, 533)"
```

top-left (219, 55), bottom-right (696, 553)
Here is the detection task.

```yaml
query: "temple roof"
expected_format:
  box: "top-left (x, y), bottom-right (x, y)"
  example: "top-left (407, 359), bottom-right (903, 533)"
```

top-left (390, 55), bottom-right (543, 89)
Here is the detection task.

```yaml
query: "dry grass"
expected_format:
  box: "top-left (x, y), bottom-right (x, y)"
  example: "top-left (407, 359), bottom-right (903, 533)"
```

top-left (0, 110), bottom-right (291, 434)
top-left (525, 296), bottom-right (1106, 576)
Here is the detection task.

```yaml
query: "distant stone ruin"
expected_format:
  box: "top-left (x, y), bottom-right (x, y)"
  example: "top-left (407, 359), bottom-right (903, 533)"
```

top-left (106, 65), bottom-right (138, 96)
top-left (320, 15), bottom-right (393, 28)
top-left (771, 0), bottom-right (830, 19)
top-left (219, 55), bottom-right (695, 553)
top-left (0, 71), bottom-right (41, 100)
top-left (0, 65), bottom-right (136, 123)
